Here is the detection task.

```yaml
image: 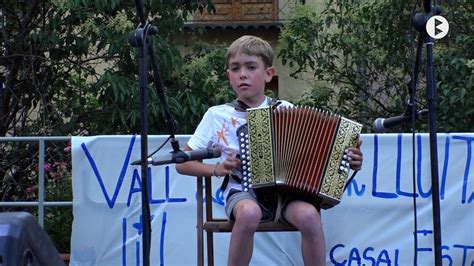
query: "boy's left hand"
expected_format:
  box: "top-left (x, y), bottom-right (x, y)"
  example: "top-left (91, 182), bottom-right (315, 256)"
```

top-left (348, 139), bottom-right (363, 171)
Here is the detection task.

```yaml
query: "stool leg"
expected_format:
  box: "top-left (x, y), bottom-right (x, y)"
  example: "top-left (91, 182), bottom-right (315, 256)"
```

top-left (207, 231), bottom-right (215, 266)
top-left (197, 176), bottom-right (204, 266)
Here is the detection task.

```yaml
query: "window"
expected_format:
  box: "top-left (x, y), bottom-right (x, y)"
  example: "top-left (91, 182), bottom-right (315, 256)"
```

top-left (193, 0), bottom-right (278, 23)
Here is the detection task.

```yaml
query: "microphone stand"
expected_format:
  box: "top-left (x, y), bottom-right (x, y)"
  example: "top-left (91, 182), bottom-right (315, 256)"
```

top-left (412, 1), bottom-right (442, 265)
top-left (128, 1), bottom-right (182, 265)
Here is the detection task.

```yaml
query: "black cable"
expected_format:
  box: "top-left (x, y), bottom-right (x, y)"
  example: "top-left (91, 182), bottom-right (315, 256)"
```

top-left (147, 135), bottom-right (172, 158)
top-left (408, 0), bottom-right (421, 264)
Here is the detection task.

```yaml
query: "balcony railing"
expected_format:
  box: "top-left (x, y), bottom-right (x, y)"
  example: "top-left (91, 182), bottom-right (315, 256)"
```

top-left (0, 136), bottom-right (72, 227)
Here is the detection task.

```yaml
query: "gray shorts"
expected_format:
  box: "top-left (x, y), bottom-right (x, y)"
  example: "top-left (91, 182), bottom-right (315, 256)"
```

top-left (224, 189), bottom-right (286, 223)
top-left (225, 188), bottom-right (322, 223)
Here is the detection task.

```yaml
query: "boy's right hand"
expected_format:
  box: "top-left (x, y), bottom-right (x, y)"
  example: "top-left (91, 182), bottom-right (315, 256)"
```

top-left (214, 155), bottom-right (241, 176)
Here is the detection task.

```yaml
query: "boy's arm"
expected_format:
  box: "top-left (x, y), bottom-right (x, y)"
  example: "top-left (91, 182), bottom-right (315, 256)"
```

top-left (175, 145), bottom-right (241, 177)
top-left (175, 145), bottom-right (216, 177)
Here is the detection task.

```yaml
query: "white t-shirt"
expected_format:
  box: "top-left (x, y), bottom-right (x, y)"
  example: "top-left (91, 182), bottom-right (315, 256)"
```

top-left (187, 97), bottom-right (293, 199)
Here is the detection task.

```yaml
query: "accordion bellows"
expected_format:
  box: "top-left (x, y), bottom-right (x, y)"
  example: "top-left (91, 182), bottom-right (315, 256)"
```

top-left (237, 105), bottom-right (363, 209)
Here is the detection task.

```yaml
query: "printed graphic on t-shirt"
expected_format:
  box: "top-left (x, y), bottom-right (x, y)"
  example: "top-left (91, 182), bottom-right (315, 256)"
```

top-left (231, 117), bottom-right (240, 128)
top-left (216, 123), bottom-right (230, 146)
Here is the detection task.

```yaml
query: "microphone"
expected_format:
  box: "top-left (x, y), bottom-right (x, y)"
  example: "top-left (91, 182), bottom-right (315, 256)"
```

top-left (131, 147), bottom-right (222, 166)
top-left (373, 109), bottom-right (427, 133)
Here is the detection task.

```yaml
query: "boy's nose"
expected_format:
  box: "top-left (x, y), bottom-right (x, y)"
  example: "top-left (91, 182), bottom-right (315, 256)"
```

top-left (239, 69), bottom-right (247, 79)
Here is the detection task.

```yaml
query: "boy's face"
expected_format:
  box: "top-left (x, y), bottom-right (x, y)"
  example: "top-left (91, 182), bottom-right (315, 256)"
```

top-left (226, 51), bottom-right (275, 104)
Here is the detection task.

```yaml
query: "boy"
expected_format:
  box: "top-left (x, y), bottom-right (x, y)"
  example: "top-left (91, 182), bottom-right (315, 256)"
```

top-left (176, 35), bottom-right (363, 266)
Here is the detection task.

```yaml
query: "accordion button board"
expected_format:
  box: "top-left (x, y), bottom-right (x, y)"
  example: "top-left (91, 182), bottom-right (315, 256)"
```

top-left (237, 125), bottom-right (252, 192)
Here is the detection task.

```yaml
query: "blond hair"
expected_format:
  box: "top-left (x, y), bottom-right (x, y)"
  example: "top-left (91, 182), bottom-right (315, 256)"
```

top-left (226, 35), bottom-right (273, 68)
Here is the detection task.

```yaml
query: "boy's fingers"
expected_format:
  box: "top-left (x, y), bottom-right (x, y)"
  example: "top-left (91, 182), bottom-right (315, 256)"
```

top-left (356, 139), bottom-right (363, 149)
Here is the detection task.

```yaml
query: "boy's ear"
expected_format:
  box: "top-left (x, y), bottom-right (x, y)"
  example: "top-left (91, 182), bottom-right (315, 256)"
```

top-left (265, 66), bottom-right (276, 83)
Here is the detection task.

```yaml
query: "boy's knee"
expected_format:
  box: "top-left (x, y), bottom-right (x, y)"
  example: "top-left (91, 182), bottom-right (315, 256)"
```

top-left (290, 206), bottom-right (322, 230)
top-left (234, 201), bottom-right (262, 225)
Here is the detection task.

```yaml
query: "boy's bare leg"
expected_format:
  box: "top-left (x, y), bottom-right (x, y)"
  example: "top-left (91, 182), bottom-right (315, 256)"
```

top-left (227, 199), bottom-right (262, 266)
top-left (284, 200), bottom-right (326, 266)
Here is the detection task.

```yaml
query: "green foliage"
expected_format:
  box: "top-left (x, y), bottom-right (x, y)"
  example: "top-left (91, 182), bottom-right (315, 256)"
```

top-left (433, 2), bottom-right (474, 132)
top-left (0, 0), bottom-right (214, 136)
top-left (45, 207), bottom-right (73, 253)
top-left (279, 0), bottom-right (473, 132)
top-left (171, 41), bottom-right (235, 133)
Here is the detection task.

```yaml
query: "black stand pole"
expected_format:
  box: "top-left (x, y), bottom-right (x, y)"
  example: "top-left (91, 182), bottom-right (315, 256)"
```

top-left (425, 29), bottom-right (443, 266)
top-left (412, 1), bottom-right (442, 265)
top-left (128, 0), bottom-right (185, 266)
top-left (128, 2), bottom-right (183, 265)
top-left (130, 19), bottom-right (154, 266)
top-left (136, 23), bottom-right (152, 266)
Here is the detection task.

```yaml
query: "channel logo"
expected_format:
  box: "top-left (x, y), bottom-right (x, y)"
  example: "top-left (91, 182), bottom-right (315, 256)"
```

top-left (426, 15), bottom-right (449, 39)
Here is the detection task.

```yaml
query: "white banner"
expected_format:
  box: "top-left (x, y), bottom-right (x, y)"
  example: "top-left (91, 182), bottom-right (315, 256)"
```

top-left (70, 133), bottom-right (474, 265)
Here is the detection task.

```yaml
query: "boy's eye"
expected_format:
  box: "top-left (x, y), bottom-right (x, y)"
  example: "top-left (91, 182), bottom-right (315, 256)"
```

top-left (247, 65), bottom-right (256, 70)
top-left (230, 66), bottom-right (239, 72)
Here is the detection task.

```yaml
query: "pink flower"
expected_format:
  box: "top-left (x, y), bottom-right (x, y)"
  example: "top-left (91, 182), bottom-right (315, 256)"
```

top-left (64, 141), bottom-right (71, 153)
top-left (44, 163), bottom-right (52, 172)
top-left (26, 185), bottom-right (38, 193)
top-left (37, 163), bottom-right (52, 172)
top-left (54, 161), bottom-right (68, 168)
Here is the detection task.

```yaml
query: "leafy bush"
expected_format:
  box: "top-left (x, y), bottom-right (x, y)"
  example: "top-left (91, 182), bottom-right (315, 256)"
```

top-left (279, 0), bottom-right (473, 132)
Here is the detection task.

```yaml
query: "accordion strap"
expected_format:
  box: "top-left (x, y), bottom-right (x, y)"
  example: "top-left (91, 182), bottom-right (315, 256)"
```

top-left (343, 170), bottom-right (359, 191)
top-left (226, 97), bottom-right (280, 112)
top-left (219, 175), bottom-right (229, 191)
top-left (219, 174), bottom-right (242, 191)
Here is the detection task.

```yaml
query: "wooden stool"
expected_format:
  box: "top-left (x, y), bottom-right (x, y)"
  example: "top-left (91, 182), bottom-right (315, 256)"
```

top-left (196, 176), bottom-right (297, 266)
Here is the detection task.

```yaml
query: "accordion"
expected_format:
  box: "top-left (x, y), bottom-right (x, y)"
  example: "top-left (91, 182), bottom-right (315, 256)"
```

top-left (237, 105), bottom-right (362, 209)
